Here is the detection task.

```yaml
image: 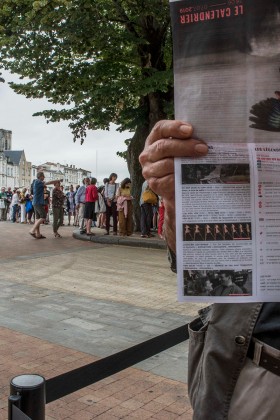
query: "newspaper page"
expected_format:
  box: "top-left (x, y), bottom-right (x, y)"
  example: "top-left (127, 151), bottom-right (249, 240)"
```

top-left (170, 0), bottom-right (280, 302)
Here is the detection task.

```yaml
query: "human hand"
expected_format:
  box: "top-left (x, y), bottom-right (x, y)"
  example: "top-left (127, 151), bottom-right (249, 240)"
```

top-left (139, 120), bottom-right (208, 253)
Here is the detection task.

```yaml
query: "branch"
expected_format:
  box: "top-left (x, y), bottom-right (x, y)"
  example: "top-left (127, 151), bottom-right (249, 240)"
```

top-left (112, 0), bottom-right (140, 39)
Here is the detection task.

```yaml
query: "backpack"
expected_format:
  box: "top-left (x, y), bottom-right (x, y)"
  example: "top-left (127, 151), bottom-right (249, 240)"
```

top-left (142, 188), bottom-right (158, 205)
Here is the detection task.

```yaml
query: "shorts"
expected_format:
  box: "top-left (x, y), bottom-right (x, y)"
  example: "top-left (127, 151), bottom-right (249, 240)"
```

top-left (33, 205), bottom-right (47, 219)
top-left (83, 202), bottom-right (96, 220)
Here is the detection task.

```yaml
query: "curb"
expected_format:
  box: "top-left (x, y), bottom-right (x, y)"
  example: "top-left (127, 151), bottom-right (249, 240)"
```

top-left (72, 230), bottom-right (167, 250)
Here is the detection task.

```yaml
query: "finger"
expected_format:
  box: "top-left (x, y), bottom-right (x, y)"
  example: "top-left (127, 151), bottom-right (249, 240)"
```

top-left (142, 157), bottom-right (174, 180)
top-left (146, 120), bottom-right (193, 147)
top-left (147, 174), bottom-right (175, 199)
top-left (140, 138), bottom-right (208, 166)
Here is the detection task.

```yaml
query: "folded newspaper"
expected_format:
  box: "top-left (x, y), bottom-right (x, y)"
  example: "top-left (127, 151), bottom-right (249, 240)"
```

top-left (170, 0), bottom-right (280, 302)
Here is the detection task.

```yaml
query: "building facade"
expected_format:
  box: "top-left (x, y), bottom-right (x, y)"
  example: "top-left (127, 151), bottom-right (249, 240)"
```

top-left (0, 151), bottom-right (14, 188)
top-left (0, 129), bottom-right (31, 188)
top-left (4, 150), bottom-right (31, 188)
top-left (35, 162), bottom-right (91, 191)
top-left (1, 129), bottom-right (91, 191)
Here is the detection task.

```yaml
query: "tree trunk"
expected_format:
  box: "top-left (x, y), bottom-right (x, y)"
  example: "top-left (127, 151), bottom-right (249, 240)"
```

top-left (127, 123), bottom-right (149, 231)
top-left (127, 90), bottom-right (169, 231)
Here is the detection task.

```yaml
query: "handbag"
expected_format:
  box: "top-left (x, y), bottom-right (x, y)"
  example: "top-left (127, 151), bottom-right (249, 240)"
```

top-left (0, 199), bottom-right (5, 209)
top-left (142, 189), bottom-right (158, 205)
top-left (98, 194), bottom-right (106, 213)
top-left (26, 200), bottom-right (33, 213)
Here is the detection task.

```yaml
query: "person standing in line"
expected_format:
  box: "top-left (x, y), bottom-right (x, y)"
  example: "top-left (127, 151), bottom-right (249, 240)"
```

top-left (6, 187), bottom-right (13, 221)
top-left (66, 184), bottom-right (76, 226)
top-left (157, 196), bottom-right (165, 239)
top-left (60, 185), bottom-right (67, 226)
top-left (25, 189), bottom-right (34, 224)
top-left (75, 177), bottom-right (90, 234)
top-left (43, 185), bottom-right (50, 224)
top-left (139, 180), bottom-right (154, 238)
top-left (104, 173), bottom-right (119, 235)
top-left (11, 189), bottom-right (20, 223)
top-left (84, 177), bottom-right (98, 236)
top-left (116, 178), bottom-right (133, 236)
top-left (29, 171), bottom-right (62, 239)
top-left (19, 188), bottom-right (27, 223)
top-left (152, 200), bottom-right (159, 232)
top-left (73, 185), bottom-right (80, 226)
top-left (52, 181), bottom-right (64, 238)
top-left (0, 187), bottom-right (8, 221)
top-left (95, 186), bottom-right (106, 227)
top-left (97, 178), bottom-right (109, 229)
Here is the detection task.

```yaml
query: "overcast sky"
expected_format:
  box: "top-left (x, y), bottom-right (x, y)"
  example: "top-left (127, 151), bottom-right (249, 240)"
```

top-left (0, 69), bottom-right (131, 183)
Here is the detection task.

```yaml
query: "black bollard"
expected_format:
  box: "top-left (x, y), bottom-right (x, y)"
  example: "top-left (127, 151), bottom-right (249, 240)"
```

top-left (9, 375), bottom-right (45, 420)
top-left (8, 395), bottom-right (22, 420)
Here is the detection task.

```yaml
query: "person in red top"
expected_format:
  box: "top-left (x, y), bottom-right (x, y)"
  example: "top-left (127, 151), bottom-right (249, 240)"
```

top-left (84, 177), bottom-right (98, 236)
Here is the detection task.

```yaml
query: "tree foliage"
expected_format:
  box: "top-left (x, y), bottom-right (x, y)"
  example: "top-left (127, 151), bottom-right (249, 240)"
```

top-left (0, 0), bottom-right (174, 228)
top-left (0, 0), bottom-right (173, 139)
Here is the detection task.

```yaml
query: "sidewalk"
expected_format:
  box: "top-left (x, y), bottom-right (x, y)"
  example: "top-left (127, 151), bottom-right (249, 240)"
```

top-left (0, 222), bottom-right (197, 419)
top-left (72, 227), bottom-right (167, 250)
top-left (0, 327), bottom-right (192, 420)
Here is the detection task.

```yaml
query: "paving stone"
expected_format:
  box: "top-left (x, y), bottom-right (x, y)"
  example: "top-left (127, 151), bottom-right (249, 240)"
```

top-left (0, 222), bottom-right (203, 419)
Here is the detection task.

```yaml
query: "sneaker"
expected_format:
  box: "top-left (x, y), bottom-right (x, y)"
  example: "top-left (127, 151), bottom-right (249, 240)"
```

top-left (104, 232), bottom-right (110, 235)
top-left (141, 234), bottom-right (148, 238)
top-left (80, 230), bottom-right (86, 234)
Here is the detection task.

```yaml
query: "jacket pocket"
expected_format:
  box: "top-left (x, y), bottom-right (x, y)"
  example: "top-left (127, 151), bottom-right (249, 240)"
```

top-left (188, 317), bottom-right (208, 406)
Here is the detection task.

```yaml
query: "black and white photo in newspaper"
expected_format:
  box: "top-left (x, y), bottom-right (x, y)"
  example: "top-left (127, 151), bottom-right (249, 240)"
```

top-left (170, 0), bottom-right (280, 302)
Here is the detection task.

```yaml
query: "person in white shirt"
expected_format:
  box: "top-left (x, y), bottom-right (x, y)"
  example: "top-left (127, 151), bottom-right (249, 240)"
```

top-left (104, 173), bottom-right (119, 235)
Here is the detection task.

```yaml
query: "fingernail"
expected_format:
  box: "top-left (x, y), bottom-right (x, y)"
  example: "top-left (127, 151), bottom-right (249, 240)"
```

top-left (194, 143), bottom-right (208, 154)
top-left (179, 124), bottom-right (192, 134)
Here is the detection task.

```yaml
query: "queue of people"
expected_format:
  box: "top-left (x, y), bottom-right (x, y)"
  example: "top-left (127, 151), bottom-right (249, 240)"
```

top-left (0, 186), bottom-right (33, 224)
top-left (0, 171), bottom-right (165, 239)
top-left (77, 173), bottom-right (135, 237)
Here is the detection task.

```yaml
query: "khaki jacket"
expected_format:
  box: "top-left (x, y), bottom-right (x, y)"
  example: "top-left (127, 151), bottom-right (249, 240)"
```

top-left (188, 303), bottom-right (263, 420)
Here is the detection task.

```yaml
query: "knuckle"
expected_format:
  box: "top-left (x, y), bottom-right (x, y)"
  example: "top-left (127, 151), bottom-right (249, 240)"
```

top-left (147, 177), bottom-right (158, 192)
top-left (139, 149), bottom-right (148, 165)
top-left (152, 120), bottom-right (168, 138)
top-left (154, 139), bottom-right (167, 154)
